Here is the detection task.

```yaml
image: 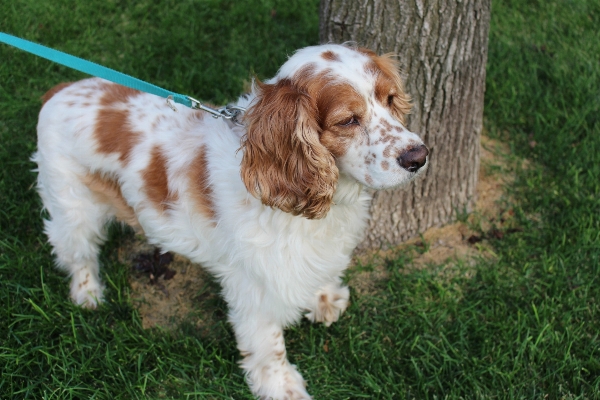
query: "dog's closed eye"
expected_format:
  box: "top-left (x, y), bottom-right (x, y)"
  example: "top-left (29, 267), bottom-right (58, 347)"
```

top-left (337, 116), bottom-right (360, 127)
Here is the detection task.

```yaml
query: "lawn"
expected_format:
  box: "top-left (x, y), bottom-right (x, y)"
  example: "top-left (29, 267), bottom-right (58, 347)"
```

top-left (1, 0), bottom-right (599, 398)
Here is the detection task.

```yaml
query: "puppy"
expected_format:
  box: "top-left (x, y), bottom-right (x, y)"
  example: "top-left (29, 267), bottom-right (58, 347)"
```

top-left (33, 43), bottom-right (428, 399)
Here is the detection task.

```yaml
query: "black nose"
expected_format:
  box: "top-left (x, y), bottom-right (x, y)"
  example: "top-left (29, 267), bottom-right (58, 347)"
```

top-left (397, 145), bottom-right (429, 173)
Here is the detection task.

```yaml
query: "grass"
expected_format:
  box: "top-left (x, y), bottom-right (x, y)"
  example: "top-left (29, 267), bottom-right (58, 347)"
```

top-left (1, 0), bottom-right (599, 398)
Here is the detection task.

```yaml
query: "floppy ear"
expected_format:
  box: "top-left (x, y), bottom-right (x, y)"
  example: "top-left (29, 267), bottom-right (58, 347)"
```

top-left (240, 79), bottom-right (338, 220)
top-left (359, 48), bottom-right (412, 125)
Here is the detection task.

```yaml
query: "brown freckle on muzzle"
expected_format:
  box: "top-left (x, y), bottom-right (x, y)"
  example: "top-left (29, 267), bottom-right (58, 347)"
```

top-left (380, 118), bottom-right (393, 132)
top-left (383, 144), bottom-right (394, 158)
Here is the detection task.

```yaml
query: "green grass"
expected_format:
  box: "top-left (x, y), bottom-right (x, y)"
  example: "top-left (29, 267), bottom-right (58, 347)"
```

top-left (1, 0), bottom-right (599, 398)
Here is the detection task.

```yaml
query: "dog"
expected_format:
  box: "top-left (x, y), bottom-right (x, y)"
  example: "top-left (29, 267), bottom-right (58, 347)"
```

top-left (33, 43), bottom-right (428, 399)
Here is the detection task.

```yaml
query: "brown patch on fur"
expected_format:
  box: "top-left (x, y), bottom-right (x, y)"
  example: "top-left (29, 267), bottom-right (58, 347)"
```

top-left (81, 172), bottom-right (141, 230)
top-left (143, 146), bottom-right (178, 213)
top-left (98, 83), bottom-right (142, 107)
top-left (318, 82), bottom-right (365, 158)
top-left (321, 50), bottom-right (340, 62)
top-left (95, 108), bottom-right (137, 163)
top-left (41, 82), bottom-right (74, 105)
top-left (319, 130), bottom-right (354, 158)
top-left (188, 146), bottom-right (217, 221)
top-left (94, 83), bottom-right (142, 164)
top-left (360, 49), bottom-right (411, 124)
top-left (240, 70), bottom-right (339, 220)
top-left (381, 160), bottom-right (390, 171)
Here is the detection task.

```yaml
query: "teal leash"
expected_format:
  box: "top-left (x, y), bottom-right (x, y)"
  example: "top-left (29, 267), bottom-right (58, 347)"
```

top-left (0, 32), bottom-right (245, 124)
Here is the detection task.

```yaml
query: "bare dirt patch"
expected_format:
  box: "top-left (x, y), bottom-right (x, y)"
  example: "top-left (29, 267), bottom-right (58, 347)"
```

top-left (119, 237), bottom-right (220, 330)
top-left (412, 134), bottom-right (518, 265)
top-left (121, 134), bottom-right (519, 329)
top-left (349, 134), bottom-right (520, 295)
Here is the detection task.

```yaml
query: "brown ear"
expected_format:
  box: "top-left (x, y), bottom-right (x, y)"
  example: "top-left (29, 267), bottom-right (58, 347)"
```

top-left (240, 79), bottom-right (338, 219)
top-left (359, 48), bottom-right (412, 124)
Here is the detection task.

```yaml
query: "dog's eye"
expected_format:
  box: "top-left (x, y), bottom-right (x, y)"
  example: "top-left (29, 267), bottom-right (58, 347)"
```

top-left (338, 116), bottom-right (359, 127)
top-left (387, 95), bottom-right (394, 107)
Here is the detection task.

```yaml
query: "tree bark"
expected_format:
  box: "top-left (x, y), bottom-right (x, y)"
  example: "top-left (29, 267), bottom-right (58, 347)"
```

top-left (320, 0), bottom-right (491, 248)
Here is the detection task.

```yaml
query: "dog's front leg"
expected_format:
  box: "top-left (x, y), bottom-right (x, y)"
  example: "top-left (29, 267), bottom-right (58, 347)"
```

top-left (305, 279), bottom-right (350, 327)
top-left (228, 308), bottom-right (312, 400)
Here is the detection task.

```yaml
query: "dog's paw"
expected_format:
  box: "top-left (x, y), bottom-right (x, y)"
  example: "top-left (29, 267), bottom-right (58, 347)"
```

top-left (305, 283), bottom-right (349, 327)
top-left (69, 270), bottom-right (104, 309)
top-left (250, 362), bottom-right (311, 400)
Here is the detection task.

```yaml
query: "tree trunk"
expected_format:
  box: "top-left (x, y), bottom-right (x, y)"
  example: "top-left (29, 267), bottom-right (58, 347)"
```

top-left (320, 0), bottom-right (491, 248)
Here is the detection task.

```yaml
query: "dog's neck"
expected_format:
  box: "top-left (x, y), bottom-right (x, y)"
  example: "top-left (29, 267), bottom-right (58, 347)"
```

top-left (332, 173), bottom-right (365, 207)
top-left (235, 91), bottom-right (257, 113)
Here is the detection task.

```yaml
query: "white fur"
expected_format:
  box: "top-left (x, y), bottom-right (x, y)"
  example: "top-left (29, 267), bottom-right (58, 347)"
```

top-left (33, 43), bottom-right (427, 399)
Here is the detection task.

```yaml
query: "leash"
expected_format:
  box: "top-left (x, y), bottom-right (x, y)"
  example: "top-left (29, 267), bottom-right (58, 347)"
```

top-left (0, 32), bottom-right (246, 125)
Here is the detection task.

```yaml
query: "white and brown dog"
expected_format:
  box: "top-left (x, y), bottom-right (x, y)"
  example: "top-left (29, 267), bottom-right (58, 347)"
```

top-left (34, 43), bottom-right (428, 399)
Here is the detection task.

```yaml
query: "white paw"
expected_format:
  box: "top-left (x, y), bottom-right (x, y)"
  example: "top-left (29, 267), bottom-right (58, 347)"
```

top-left (249, 361), bottom-right (311, 400)
top-left (305, 284), bottom-right (349, 327)
top-left (69, 270), bottom-right (104, 309)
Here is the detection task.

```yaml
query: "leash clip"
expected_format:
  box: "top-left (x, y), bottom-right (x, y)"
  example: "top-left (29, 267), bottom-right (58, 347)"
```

top-left (187, 96), bottom-right (246, 126)
top-left (166, 95), bottom-right (178, 112)
top-left (218, 105), bottom-right (246, 126)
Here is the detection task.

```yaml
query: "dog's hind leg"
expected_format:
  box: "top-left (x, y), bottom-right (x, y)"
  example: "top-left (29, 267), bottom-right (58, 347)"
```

top-left (33, 153), bottom-right (114, 308)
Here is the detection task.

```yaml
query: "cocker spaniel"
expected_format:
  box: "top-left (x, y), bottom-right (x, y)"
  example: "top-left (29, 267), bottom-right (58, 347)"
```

top-left (33, 43), bottom-right (428, 399)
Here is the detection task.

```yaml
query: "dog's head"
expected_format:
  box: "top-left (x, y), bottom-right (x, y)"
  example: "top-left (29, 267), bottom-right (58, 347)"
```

top-left (241, 44), bottom-right (428, 219)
